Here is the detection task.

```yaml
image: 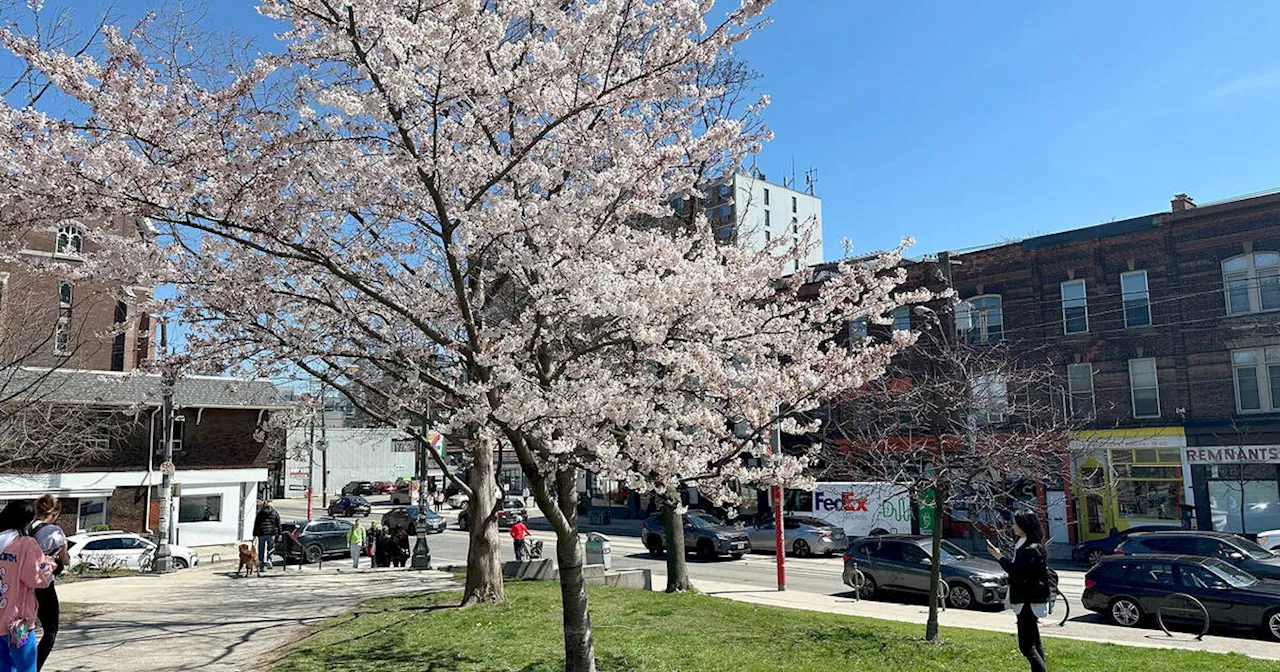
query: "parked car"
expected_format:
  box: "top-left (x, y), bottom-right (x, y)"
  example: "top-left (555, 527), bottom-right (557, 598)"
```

top-left (328, 495), bottom-right (372, 517)
top-left (66, 531), bottom-right (199, 571)
top-left (1083, 554), bottom-right (1280, 640)
top-left (842, 534), bottom-right (1007, 610)
top-left (277, 518), bottom-right (356, 564)
top-left (1117, 530), bottom-right (1280, 580)
top-left (383, 506), bottom-right (447, 535)
top-left (340, 480), bottom-right (374, 496)
top-left (746, 516), bottom-right (847, 557)
top-left (390, 482), bottom-right (415, 505)
top-left (1256, 529), bottom-right (1280, 551)
top-left (457, 498), bottom-right (527, 531)
top-left (641, 511), bottom-right (751, 560)
top-left (371, 481), bottom-right (395, 495)
top-left (446, 492), bottom-right (469, 509)
top-left (1073, 524), bottom-right (1181, 565)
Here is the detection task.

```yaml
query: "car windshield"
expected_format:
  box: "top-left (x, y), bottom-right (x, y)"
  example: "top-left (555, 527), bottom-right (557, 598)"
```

top-left (1231, 536), bottom-right (1277, 560)
top-left (351, 497), bottom-right (368, 504)
top-left (688, 513), bottom-right (726, 528)
top-left (937, 540), bottom-right (968, 562)
top-left (790, 517), bottom-right (832, 529)
top-left (504, 500), bottom-right (525, 510)
top-left (1204, 558), bottom-right (1259, 587)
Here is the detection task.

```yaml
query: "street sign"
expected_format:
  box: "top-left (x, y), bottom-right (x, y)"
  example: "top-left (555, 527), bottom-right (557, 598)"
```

top-left (288, 484), bottom-right (307, 492)
top-left (159, 461), bottom-right (176, 476)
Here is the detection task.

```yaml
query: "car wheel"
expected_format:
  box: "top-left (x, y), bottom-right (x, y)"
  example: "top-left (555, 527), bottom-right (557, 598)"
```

top-left (304, 544), bottom-right (323, 564)
top-left (1086, 549), bottom-right (1105, 566)
top-left (730, 553), bottom-right (744, 560)
top-left (696, 540), bottom-right (715, 560)
top-left (1264, 609), bottom-right (1280, 642)
top-left (793, 539), bottom-right (811, 558)
top-left (645, 535), bottom-right (665, 556)
top-left (859, 573), bottom-right (878, 600)
top-left (947, 582), bottom-right (974, 609)
top-left (1109, 597), bottom-right (1143, 627)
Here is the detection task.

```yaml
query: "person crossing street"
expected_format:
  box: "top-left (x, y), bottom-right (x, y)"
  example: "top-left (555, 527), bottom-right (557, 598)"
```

top-left (347, 521), bottom-right (367, 569)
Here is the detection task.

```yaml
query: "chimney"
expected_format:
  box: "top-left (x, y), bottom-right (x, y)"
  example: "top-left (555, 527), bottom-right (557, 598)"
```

top-left (1171, 193), bottom-right (1196, 212)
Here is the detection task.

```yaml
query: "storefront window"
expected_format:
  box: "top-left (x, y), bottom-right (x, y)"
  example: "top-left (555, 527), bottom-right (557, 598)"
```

top-left (1207, 465), bottom-right (1280, 534)
top-left (78, 497), bottom-right (107, 530)
top-left (1110, 446), bottom-right (1182, 521)
top-left (178, 495), bottom-right (222, 523)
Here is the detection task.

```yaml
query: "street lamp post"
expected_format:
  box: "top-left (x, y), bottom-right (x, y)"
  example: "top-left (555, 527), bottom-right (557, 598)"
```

top-left (411, 409), bottom-right (433, 569)
top-left (153, 319), bottom-right (177, 573)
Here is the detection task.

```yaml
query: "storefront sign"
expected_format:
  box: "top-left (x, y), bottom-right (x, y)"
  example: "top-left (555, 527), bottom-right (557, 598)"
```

top-left (1184, 446), bottom-right (1280, 465)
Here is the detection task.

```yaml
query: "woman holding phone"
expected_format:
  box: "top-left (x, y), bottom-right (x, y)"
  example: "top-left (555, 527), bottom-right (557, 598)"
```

top-left (986, 510), bottom-right (1050, 672)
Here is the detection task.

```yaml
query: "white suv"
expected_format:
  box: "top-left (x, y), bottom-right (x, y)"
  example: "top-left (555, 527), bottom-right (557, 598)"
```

top-left (66, 531), bottom-right (199, 571)
top-left (1257, 529), bottom-right (1280, 551)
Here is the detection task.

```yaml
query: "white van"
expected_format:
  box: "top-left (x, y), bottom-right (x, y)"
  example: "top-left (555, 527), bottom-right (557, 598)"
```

top-left (789, 482), bottom-right (915, 538)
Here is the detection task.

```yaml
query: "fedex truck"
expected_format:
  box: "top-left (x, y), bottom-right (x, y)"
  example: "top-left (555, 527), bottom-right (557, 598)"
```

top-left (797, 482), bottom-right (916, 538)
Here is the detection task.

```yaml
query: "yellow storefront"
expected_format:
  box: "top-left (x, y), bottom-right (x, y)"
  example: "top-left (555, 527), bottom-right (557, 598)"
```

top-left (1071, 428), bottom-right (1188, 543)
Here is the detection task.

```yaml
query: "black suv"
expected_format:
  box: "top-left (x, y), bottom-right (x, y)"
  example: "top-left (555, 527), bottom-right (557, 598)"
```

top-left (641, 511), bottom-right (750, 560)
top-left (341, 481), bottom-right (374, 496)
top-left (328, 495), bottom-right (372, 517)
top-left (277, 518), bottom-right (356, 564)
top-left (1117, 530), bottom-right (1280, 580)
top-left (1083, 554), bottom-right (1280, 640)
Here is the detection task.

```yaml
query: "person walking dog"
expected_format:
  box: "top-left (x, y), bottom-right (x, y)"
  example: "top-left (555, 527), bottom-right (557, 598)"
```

top-left (252, 500), bottom-right (280, 571)
top-left (987, 510), bottom-right (1050, 672)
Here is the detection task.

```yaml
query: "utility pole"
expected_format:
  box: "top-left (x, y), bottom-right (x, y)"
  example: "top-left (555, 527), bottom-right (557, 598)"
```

top-left (319, 380), bottom-right (329, 507)
top-left (153, 318), bottom-right (177, 573)
top-left (771, 419), bottom-right (785, 592)
top-left (307, 396), bottom-right (316, 520)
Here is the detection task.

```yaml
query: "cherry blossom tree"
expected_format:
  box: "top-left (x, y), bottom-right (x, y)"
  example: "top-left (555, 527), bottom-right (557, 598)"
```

top-left (0, 2), bottom-right (922, 669)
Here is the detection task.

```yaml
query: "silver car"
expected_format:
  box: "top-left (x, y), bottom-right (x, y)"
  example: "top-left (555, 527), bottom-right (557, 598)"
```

top-left (747, 516), bottom-right (847, 557)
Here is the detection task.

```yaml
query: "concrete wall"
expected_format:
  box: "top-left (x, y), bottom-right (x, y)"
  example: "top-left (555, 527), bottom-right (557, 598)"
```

top-left (285, 427), bottom-right (415, 497)
top-left (732, 174), bottom-right (824, 272)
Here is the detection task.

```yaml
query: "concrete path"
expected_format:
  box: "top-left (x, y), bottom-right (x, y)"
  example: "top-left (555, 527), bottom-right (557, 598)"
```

top-left (675, 573), bottom-right (1280, 662)
top-left (51, 562), bottom-right (457, 672)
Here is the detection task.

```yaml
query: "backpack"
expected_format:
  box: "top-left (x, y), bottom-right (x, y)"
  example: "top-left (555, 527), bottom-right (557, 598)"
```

top-left (29, 522), bottom-right (66, 576)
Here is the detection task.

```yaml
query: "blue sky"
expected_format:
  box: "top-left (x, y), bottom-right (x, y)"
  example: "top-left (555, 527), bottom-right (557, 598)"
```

top-left (12, 0), bottom-right (1280, 262)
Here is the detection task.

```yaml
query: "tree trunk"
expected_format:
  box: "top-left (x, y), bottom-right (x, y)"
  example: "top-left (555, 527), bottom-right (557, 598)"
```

top-left (551, 469), bottom-right (596, 672)
top-left (925, 489), bottom-right (944, 642)
top-left (462, 443), bottom-right (504, 606)
top-left (662, 492), bottom-right (694, 592)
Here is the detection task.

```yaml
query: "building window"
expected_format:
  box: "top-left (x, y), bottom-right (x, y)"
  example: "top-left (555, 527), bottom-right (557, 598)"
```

top-left (1128, 358), bottom-right (1160, 418)
top-left (794, 260), bottom-right (800, 272)
top-left (717, 184), bottom-right (731, 201)
top-left (955, 295), bottom-right (1002, 344)
top-left (1121, 270), bottom-right (1151, 327)
top-left (970, 374), bottom-right (1009, 425)
top-left (178, 494), bottom-right (222, 523)
top-left (1111, 447), bottom-right (1183, 521)
top-left (55, 224), bottom-right (83, 255)
top-left (1067, 363), bottom-right (1094, 418)
top-left (763, 188), bottom-right (770, 206)
top-left (77, 497), bottom-right (108, 531)
top-left (848, 317), bottom-right (868, 343)
top-left (1224, 252), bottom-right (1280, 315)
top-left (764, 210), bottom-right (770, 228)
top-left (791, 195), bottom-right (797, 213)
top-left (54, 318), bottom-right (71, 355)
top-left (891, 306), bottom-right (911, 332)
top-left (59, 281), bottom-right (73, 308)
top-left (764, 230), bottom-right (771, 242)
top-left (791, 217), bottom-right (798, 234)
top-left (1231, 346), bottom-right (1280, 413)
top-left (1061, 279), bottom-right (1088, 334)
top-left (0, 272), bottom-right (7, 321)
top-left (1207, 465), bottom-right (1280, 533)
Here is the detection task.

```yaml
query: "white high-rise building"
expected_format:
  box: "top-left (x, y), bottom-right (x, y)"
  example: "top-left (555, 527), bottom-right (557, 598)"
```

top-left (682, 173), bottom-right (823, 274)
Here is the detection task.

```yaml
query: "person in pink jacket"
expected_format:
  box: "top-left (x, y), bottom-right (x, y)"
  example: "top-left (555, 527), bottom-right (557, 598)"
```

top-left (0, 501), bottom-right (54, 672)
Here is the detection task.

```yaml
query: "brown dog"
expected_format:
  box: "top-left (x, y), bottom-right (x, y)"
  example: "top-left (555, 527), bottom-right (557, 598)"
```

top-left (237, 542), bottom-right (259, 577)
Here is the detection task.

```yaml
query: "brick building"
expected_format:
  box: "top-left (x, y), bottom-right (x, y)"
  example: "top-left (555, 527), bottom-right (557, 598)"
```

top-left (859, 190), bottom-right (1280, 548)
top-left (0, 369), bottom-right (287, 546)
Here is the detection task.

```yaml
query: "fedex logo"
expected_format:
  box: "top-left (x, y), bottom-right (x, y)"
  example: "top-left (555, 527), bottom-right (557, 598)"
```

top-left (815, 490), bottom-right (868, 512)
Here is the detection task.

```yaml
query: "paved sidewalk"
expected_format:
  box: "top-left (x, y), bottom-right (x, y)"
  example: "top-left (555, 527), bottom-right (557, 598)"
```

top-left (52, 563), bottom-right (458, 671)
top-left (673, 574), bottom-right (1280, 662)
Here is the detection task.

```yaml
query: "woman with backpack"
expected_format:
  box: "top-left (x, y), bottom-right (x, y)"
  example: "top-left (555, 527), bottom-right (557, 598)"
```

top-left (986, 510), bottom-right (1050, 672)
top-left (0, 500), bottom-right (55, 672)
top-left (28, 496), bottom-right (69, 671)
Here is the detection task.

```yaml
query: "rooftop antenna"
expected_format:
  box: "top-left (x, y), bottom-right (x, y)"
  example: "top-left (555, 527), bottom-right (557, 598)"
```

top-left (790, 158), bottom-right (796, 190)
top-left (804, 167), bottom-right (817, 196)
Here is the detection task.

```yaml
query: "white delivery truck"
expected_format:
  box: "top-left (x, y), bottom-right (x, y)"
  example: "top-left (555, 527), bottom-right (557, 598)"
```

top-left (801, 482), bottom-right (916, 538)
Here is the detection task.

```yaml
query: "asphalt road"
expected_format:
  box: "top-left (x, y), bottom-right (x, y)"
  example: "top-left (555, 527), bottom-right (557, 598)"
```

top-left (272, 497), bottom-right (1089, 617)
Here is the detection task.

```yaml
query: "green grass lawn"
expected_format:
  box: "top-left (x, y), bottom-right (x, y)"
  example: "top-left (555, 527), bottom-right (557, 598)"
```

top-left (273, 581), bottom-right (1276, 672)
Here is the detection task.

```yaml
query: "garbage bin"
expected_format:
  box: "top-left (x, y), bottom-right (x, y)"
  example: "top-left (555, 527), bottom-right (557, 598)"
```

top-left (585, 532), bottom-right (612, 570)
